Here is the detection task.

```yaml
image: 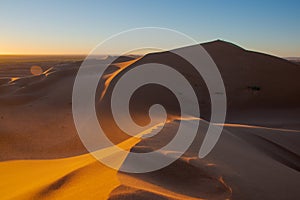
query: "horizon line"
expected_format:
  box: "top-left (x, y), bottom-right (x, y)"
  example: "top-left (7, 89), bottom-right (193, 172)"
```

top-left (0, 53), bottom-right (299, 59)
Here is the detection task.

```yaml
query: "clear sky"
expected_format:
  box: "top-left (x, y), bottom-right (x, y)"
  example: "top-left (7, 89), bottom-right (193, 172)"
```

top-left (0, 0), bottom-right (299, 57)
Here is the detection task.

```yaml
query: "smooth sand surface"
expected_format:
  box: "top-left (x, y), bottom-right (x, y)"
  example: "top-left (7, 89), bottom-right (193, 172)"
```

top-left (0, 41), bottom-right (299, 199)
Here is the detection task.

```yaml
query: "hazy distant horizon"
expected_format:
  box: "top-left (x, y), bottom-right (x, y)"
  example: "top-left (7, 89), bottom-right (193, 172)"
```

top-left (1, 0), bottom-right (299, 57)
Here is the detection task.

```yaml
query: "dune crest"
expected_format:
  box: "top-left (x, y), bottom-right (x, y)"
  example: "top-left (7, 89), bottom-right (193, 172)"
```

top-left (0, 41), bottom-right (300, 199)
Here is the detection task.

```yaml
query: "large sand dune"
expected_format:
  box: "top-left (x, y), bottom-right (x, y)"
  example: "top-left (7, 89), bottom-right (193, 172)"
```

top-left (0, 41), bottom-right (299, 199)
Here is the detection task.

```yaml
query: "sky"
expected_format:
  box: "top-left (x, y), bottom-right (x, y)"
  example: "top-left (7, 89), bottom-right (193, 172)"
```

top-left (0, 0), bottom-right (299, 57)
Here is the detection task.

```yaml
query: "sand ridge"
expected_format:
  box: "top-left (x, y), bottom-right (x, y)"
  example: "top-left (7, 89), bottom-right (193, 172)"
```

top-left (0, 41), bottom-right (300, 199)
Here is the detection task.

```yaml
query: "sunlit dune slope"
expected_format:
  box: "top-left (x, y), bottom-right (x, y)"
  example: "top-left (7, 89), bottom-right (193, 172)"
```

top-left (0, 41), bottom-right (299, 199)
top-left (0, 131), bottom-right (142, 200)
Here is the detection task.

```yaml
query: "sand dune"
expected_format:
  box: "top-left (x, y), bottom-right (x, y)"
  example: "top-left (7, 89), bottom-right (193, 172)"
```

top-left (0, 135), bottom-right (140, 199)
top-left (0, 41), bottom-right (300, 199)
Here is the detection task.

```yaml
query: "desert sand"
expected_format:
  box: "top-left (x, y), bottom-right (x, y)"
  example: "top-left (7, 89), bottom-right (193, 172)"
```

top-left (0, 40), bottom-right (299, 199)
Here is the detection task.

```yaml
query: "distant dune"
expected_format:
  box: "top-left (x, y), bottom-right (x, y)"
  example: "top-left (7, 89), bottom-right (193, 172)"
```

top-left (285, 57), bottom-right (300, 65)
top-left (0, 41), bottom-right (299, 199)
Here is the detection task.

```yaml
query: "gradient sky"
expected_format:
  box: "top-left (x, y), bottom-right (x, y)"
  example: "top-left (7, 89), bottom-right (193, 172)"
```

top-left (0, 0), bottom-right (299, 56)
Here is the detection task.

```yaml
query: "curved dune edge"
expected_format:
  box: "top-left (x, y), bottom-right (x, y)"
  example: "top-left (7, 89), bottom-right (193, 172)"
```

top-left (100, 57), bottom-right (142, 100)
top-left (0, 134), bottom-right (142, 200)
top-left (0, 118), bottom-right (233, 200)
top-left (1, 42), bottom-right (300, 199)
top-left (1, 119), bottom-right (299, 199)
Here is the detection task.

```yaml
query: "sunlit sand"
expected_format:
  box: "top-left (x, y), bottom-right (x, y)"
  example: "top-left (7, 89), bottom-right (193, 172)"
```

top-left (1, 41), bottom-right (299, 199)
